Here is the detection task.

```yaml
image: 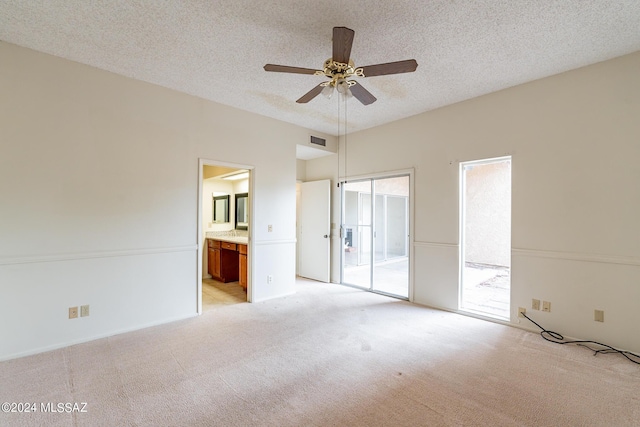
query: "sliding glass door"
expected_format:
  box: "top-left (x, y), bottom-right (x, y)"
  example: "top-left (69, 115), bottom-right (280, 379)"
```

top-left (341, 175), bottom-right (409, 299)
top-left (342, 180), bottom-right (372, 289)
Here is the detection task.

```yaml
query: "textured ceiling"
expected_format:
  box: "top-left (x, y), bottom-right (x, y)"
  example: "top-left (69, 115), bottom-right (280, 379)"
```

top-left (1, 1), bottom-right (640, 137)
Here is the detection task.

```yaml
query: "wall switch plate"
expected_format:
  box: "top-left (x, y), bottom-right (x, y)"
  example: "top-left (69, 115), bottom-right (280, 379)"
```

top-left (69, 307), bottom-right (78, 319)
top-left (518, 307), bottom-right (526, 318)
top-left (532, 299), bottom-right (541, 310)
top-left (542, 301), bottom-right (551, 312)
top-left (80, 305), bottom-right (90, 317)
top-left (594, 309), bottom-right (604, 322)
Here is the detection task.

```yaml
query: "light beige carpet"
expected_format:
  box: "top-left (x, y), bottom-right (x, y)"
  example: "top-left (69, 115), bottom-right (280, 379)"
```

top-left (1, 278), bottom-right (638, 426)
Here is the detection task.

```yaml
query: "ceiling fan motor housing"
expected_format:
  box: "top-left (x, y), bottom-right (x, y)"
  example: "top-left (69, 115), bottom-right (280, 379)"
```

top-left (318, 59), bottom-right (364, 87)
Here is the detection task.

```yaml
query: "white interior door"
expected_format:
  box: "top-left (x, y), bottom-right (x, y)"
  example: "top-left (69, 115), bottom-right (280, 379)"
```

top-left (299, 179), bottom-right (331, 282)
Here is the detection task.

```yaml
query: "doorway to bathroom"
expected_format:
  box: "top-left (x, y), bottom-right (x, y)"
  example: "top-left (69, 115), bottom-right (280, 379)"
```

top-left (198, 160), bottom-right (253, 314)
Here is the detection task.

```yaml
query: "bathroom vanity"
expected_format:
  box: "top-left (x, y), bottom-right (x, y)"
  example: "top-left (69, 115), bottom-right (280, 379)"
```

top-left (207, 237), bottom-right (248, 289)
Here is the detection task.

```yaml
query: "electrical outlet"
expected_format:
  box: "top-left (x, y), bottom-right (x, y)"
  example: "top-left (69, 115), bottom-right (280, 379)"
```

top-left (518, 307), bottom-right (526, 318)
top-left (68, 307), bottom-right (78, 319)
top-left (594, 309), bottom-right (604, 322)
top-left (267, 275), bottom-right (273, 284)
top-left (542, 301), bottom-right (551, 312)
top-left (532, 299), bottom-right (541, 310)
top-left (268, 225), bottom-right (273, 232)
top-left (80, 305), bottom-right (90, 317)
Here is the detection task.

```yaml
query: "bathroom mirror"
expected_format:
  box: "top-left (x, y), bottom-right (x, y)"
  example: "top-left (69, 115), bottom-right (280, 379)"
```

top-left (212, 195), bottom-right (229, 223)
top-left (235, 193), bottom-right (248, 230)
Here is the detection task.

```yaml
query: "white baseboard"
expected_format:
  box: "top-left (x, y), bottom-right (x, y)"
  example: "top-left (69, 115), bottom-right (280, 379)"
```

top-left (1, 313), bottom-right (198, 362)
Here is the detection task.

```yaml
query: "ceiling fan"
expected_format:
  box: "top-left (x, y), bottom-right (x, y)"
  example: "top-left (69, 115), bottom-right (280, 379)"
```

top-left (264, 27), bottom-right (418, 105)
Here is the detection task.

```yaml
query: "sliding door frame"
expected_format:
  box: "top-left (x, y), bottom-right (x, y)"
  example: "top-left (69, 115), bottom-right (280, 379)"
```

top-left (339, 168), bottom-right (415, 301)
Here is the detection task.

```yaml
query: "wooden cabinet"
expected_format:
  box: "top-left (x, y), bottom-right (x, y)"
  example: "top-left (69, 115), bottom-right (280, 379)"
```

top-left (221, 241), bottom-right (236, 251)
top-left (238, 244), bottom-right (247, 289)
top-left (207, 239), bottom-right (239, 282)
top-left (207, 240), bottom-right (221, 279)
top-left (207, 238), bottom-right (248, 286)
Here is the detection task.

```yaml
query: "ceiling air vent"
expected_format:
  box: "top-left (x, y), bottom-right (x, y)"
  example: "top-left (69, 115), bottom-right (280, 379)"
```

top-left (310, 136), bottom-right (326, 147)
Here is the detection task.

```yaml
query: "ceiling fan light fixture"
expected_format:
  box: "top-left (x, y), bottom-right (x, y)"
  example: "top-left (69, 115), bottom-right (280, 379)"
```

top-left (340, 88), bottom-right (352, 101)
top-left (321, 84), bottom-right (335, 99)
top-left (336, 79), bottom-right (354, 101)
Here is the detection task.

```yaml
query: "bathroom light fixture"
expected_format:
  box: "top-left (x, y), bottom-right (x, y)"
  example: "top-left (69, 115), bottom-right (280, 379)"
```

top-left (222, 171), bottom-right (249, 181)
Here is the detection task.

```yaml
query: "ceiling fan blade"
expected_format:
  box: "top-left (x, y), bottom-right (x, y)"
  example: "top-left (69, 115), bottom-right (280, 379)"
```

top-left (349, 82), bottom-right (377, 105)
top-left (296, 84), bottom-right (325, 103)
top-left (359, 59), bottom-right (418, 77)
top-left (264, 64), bottom-right (320, 75)
top-left (332, 27), bottom-right (355, 64)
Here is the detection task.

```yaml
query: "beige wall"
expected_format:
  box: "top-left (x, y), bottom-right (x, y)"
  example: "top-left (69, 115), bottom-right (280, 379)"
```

top-left (3, 38), bottom-right (639, 358)
top-left (306, 51), bottom-right (640, 352)
top-left (296, 159), bottom-right (307, 182)
top-left (0, 42), bottom-right (311, 360)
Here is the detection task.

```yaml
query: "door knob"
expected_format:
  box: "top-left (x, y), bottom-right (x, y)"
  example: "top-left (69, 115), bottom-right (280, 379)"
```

top-left (324, 234), bottom-right (328, 238)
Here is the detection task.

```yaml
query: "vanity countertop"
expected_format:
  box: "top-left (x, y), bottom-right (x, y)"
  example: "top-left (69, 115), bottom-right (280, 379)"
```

top-left (205, 233), bottom-right (248, 245)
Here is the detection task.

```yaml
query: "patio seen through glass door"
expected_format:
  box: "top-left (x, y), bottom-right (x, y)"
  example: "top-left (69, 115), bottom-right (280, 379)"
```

top-left (341, 175), bottom-right (409, 299)
top-left (459, 157), bottom-right (511, 319)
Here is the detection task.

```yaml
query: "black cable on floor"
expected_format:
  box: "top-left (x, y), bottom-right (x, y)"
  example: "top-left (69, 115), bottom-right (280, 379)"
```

top-left (521, 312), bottom-right (640, 365)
